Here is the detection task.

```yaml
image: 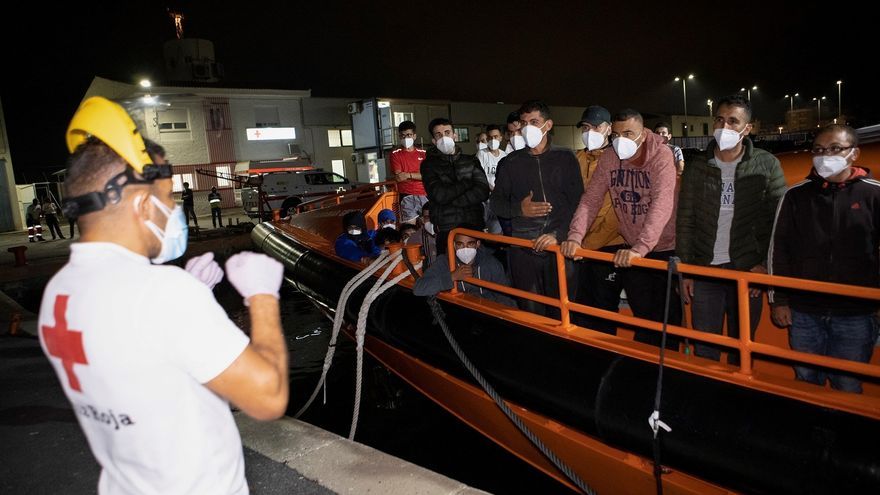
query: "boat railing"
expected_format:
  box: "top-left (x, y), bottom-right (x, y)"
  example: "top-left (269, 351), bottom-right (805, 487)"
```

top-left (296, 181), bottom-right (398, 213)
top-left (445, 227), bottom-right (880, 419)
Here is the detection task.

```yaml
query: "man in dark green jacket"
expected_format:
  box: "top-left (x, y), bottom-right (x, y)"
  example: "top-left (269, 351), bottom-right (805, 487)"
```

top-left (676, 95), bottom-right (786, 364)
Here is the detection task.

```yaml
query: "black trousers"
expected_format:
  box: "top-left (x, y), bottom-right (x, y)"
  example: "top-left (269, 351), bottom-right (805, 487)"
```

top-left (619, 249), bottom-right (682, 349)
top-left (571, 244), bottom-right (625, 334)
top-left (183, 204), bottom-right (198, 226)
top-left (211, 207), bottom-right (222, 227)
top-left (44, 214), bottom-right (64, 239)
top-left (508, 246), bottom-right (577, 319)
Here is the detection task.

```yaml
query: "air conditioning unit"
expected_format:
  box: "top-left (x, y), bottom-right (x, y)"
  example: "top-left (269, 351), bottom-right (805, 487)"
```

top-left (350, 153), bottom-right (361, 164)
top-left (347, 102), bottom-right (360, 115)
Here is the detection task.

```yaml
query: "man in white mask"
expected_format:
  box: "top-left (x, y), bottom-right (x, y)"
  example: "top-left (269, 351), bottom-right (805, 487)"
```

top-left (420, 117), bottom-right (490, 255)
top-left (390, 120), bottom-right (428, 224)
top-left (569, 105), bottom-right (625, 334)
top-left (653, 122), bottom-right (686, 176)
top-left (413, 228), bottom-right (514, 306)
top-left (492, 100), bottom-right (583, 317)
top-left (40, 97), bottom-right (288, 494)
top-left (478, 124), bottom-right (508, 233)
top-left (770, 124), bottom-right (880, 393)
top-left (676, 94), bottom-right (785, 364)
top-left (563, 109), bottom-right (679, 348)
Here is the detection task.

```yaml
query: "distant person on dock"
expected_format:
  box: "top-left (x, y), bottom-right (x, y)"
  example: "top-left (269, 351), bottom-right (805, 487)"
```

top-left (335, 210), bottom-right (380, 263)
top-left (414, 228), bottom-right (515, 307)
top-left (208, 186), bottom-right (223, 228)
top-left (770, 123), bottom-right (880, 393)
top-left (40, 96), bottom-right (288, 494)
top-left (42, 198), bottom-right (66, 240)
top-left (26, 198), bottom-right (45, 242)
top-left (676, 95), bottom-right (785, 364)
top-left (181, 181), bottom-right (198, 228)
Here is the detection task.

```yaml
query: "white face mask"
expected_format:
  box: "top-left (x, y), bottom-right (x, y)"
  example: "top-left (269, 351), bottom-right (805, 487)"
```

top-left (423, 221), bottom-right (435, 236)
top-left (583, 130), bottom-right (606, 151)
top-left (813, 149), bottom-right (854, 179)
top-left (402, 137), bottom-right (414, 149)
top-left (714, 127), bottom-right (746, 151)
top-left (612, 132), bottom-right (642, 160)
top-left (348, 228), bottom-right (362, 236)
top-left (142, 195), bottom-right (188, 264)
top-left (523, 122), bottom-right (548, 148)
top-left (435, 136), bottom-right (456, 155)
top-left (488, 138), bottom-right (501, 151)
top-left (478, 142), bottom-right (488, 151)
top-left (510, 135), bottom-right (526, 151)
top-left (382, 223), bottom-right (396, 229)
top-left (456, 247), bottom-right (477, 265)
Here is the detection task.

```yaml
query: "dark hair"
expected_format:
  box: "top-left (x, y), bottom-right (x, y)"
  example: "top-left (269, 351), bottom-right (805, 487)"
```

top-left (486, 124), bottom-right (502, 134)
top-left (816, 124), bottom-right (859, 147)
top-left (398, 120), bottom-right (416, 133)
top-left (428, 118), bottom-right (453, 136)
top-left (64, 137), bottom-right (127, 198)
top-left (145, 138), bottom-right (165, 161)
top-left (421, 202), bottom-right (431, 213)
top-left (716, 95), bottom-right (752, 122)
top-left (517, 99), bottom-right (551, 120)
top-left (614, 109), bottom-right (643, 123)
top-left (653, 122), bottom-right (671, 132)
top-left (506, 111), bottom-right (520, 125)
top-left (375, 228), bottom-right (402, 246)
top-left (400, 223), bottom-right (418, 234)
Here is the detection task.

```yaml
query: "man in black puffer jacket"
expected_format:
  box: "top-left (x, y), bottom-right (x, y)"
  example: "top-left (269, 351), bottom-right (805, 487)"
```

top-left (490, 100), bottom-right (584, 316)
top-left (421, 117), bottom-right (490, 254)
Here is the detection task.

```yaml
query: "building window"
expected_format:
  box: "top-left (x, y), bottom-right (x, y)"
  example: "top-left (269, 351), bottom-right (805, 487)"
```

top-left (454, 127), bottom-right (469, 143)
top-left (172, 173), bottom-right (195, 192)
top-left (393, 112), bottom-right (414, 127)
top-left (158, 109), bottom-right (190, 132)
top-left (216, 165), bottom-right (232, 187)
top-left (254, 106), bottom-right (280, 128)
top-left (702, 123), bottom-right (709, 135)
top-left (328, 129), bottom-right (354, 148)
top-left (331, 159), bottom-right (345, 177)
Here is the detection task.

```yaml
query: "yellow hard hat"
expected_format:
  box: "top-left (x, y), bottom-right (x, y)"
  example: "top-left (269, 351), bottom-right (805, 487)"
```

top-left (66, 96), bottom-right (152, 174)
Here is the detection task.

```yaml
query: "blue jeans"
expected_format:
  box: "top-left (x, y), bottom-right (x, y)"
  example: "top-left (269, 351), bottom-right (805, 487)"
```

top-left (790, 310), bottom-right (878, 393)
top-left (692, 272), bottom-right (763, 365)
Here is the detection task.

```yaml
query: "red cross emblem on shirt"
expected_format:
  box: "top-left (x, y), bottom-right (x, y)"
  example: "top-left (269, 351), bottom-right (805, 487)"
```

top-left (41, 295), bottom-right (88, 392)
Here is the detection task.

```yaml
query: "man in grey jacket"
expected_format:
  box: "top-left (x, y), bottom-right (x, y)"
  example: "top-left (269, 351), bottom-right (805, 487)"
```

top-left (413, 229), bottom-right (515, 307)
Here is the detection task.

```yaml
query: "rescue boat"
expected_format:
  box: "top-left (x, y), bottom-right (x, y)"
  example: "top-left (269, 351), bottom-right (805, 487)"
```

top-left (250, 134), bottom-right (880, 494)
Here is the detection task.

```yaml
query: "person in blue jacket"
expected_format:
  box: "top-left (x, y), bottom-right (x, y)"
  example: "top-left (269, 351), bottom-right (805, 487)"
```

top-left (334, 211), bottom-right (380, 263)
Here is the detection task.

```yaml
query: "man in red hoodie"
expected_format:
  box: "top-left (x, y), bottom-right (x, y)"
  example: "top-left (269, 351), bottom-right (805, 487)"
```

top-left (562, 109), bottom-right (680, 347)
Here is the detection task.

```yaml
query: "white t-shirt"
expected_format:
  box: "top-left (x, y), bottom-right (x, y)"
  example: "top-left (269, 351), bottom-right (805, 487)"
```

top-left (711, 157), bottom-right (741, 265)
top-left (38, 242), bottom-right (250, 495)
top-left (477, 148), bottom-right (507, 189)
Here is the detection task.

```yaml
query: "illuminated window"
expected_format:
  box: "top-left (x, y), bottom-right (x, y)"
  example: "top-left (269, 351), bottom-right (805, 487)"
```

top-left (393, 112), bottom-right (414, 127)
top-left (331, 159), bottom-right (345, 177)
top-left (158, 109), bottom-right (190, 132)
top-left (454, 127), bottom-right (469, 143)
top-left (216, 165), bottom-right (232, 187)
top-left (172, 173), bottom-right (195, 192)
top-left (328, 129), bottom-right (354, 148)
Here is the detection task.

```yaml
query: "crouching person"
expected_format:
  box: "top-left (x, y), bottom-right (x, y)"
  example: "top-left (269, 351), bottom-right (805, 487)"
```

top-left (413, 229), bottom-right (515, 307)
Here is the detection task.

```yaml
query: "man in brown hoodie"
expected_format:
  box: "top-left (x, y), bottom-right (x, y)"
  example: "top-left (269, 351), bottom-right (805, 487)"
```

top-left (562, 109), bottom-right (680, 347)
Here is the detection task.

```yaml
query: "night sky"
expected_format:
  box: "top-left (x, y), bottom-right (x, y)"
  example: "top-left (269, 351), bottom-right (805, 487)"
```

top-left (3, 1), bottom-right (875, 181)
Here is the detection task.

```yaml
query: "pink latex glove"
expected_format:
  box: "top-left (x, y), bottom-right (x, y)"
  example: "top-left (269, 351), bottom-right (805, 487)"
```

top-left (185, 252), bottom-right (224, 290)
top-left (225, 251), bottom-right (284, 304)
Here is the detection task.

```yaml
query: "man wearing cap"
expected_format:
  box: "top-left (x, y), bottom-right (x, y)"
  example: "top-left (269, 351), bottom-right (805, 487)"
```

top-left (335, 210), bottom-right (381, 263)
top-left (208, 186), bottom-right (223, 228)
top-left (570, 105), bottom-right (625, 334)
top-left (39, 97), bottom-right (288, 494)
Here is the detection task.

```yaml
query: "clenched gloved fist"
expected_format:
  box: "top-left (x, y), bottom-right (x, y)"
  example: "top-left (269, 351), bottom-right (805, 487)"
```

top-left (185, 252), bottom-right (224, 290)
top-left (225, 251), bottom-right (284, 304)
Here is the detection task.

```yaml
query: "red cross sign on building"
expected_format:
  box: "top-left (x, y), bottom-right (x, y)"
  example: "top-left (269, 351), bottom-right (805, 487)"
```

top-left (41, 295), bottom-right (89, 392)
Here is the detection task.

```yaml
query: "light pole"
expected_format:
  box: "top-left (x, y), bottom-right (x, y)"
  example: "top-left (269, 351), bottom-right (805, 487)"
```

top-left (674, 74), bottom-right (694, 136)
top-left (837, 80), bottom-right (843, 120)
top-left (740, 85), bottom-right (758, 101)
top-left (707, 99), bottom-right (713, 116)
top-left (813, 96), bottom-right (826, 127)
top-left (784, 92), bottom-right (799, 113)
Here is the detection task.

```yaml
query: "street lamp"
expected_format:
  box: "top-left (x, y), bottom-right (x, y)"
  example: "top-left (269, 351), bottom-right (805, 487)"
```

top-left (837, 80), bottom-right (843, 120)
top-left (784, 92), bottom-right (799, 113)
top-left (674, 74), bottom-right (694, 137)
top-left (813, 96), bottom-right (826, 127)
top-left (139, 79), bottom-right (152, 89)
top-left (707, 99), bottom-right (713, 116)
top-left (740, 85), bottom-right (758, 101)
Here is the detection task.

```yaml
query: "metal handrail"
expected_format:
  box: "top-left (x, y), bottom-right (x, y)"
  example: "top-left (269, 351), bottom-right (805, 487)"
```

top-left (445, 228), bottom-right (880, 382)
top-left (296, 181), bottom-right (398, 213)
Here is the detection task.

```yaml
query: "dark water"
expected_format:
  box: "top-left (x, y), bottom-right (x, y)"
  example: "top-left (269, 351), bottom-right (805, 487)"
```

top-left (225, 285), bottom-right (570, 495)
